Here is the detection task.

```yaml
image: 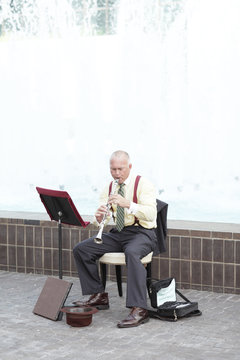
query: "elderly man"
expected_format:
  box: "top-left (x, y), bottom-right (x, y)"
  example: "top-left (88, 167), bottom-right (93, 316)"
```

top-left (73, 150), bottom-right (157, 328)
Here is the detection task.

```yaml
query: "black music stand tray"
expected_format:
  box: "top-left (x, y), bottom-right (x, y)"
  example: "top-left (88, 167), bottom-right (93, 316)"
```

top-left (36, 187), bottom-right (90, 279)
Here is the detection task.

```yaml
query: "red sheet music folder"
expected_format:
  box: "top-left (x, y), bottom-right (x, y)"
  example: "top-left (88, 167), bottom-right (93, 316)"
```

top-left (36, 187), bottom-right (90, 227)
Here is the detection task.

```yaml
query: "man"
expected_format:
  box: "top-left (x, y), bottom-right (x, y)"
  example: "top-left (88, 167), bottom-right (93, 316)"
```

top-left (73, 150), bottom-right (157, 328)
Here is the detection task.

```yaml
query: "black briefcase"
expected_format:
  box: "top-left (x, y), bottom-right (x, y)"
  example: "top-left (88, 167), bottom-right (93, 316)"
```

top-left (148, 300), bottom-right (200, 322)
top-left (147, 278), bottom-right (202, 321)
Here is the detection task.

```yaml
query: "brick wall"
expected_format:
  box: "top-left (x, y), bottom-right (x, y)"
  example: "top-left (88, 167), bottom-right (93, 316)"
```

top-left (0, 216), bottom-right (239, 294)
top-left (151, 228), bottom-right (240, 294)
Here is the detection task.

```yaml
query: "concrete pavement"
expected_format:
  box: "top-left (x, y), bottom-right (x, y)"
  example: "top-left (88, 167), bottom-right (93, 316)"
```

top-left (0, 271), bottom-right (239, 360)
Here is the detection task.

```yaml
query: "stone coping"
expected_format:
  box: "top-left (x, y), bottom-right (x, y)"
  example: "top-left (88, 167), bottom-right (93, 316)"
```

top-left (0, 210), bottom-right (240, 233)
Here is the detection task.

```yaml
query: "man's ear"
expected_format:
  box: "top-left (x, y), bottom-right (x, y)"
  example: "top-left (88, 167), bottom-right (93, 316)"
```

top-left (129, 163), bottom-right (132, 170)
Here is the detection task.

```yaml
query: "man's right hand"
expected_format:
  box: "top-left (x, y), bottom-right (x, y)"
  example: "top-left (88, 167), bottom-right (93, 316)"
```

top-left (95, 205), bottom-right (109, 223)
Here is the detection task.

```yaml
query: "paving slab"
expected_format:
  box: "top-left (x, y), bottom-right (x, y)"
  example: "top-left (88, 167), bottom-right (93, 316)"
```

top-left (0, 271), bottom-right (239, 360)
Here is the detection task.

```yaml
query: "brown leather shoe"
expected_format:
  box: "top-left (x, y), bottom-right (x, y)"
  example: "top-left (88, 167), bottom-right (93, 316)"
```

top-left (72, 292), bottom-right (109, 310)
top-left (117, 307), bottom-right (149, 328)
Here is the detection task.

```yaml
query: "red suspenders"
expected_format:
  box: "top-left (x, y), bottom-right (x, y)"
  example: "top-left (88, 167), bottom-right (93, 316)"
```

top-left (108, 175), bottom-right (141, 225)
top-left (108, 175), bottom-right (141, 201)
top-left (133, 175), bottom-right (141, 203)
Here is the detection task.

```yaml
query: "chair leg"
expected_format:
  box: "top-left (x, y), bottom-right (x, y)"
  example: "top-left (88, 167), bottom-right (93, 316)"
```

top-left (115, 265), bottom-right (123, 297)
top-left (146, 262), bottom-right (152, 278)
top-left (100, 263), bottom-right (107, 290)
top-left (146, 263), bottom-right (152, 298)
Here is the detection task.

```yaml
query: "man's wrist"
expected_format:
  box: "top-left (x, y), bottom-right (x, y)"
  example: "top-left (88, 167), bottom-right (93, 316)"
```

top-left (127, 201), bottom-right (138, 215)
top-left (125, 199), bottom-right (131, 209)
top-left (94, 215), bottom-right (100, 225)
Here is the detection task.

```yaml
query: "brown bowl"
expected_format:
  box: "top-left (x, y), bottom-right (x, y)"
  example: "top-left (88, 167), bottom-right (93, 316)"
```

top-left (61, 306), bottom-right (98, 327)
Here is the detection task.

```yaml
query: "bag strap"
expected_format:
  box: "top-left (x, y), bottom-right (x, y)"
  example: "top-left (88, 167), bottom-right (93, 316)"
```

top-left (176, 289), bottom-right (192, 303)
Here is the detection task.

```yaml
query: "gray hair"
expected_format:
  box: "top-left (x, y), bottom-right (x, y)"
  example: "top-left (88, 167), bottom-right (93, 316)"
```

top-left (110, 150), bottom-right (131, 164)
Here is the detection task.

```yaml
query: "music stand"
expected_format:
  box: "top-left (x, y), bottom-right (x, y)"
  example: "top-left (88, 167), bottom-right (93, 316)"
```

top-left (36, 187), bottom-right (90, 279)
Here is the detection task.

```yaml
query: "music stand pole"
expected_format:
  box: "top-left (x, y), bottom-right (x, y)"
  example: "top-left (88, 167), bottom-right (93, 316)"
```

top-left (58, 211), bottom-right (63, 279)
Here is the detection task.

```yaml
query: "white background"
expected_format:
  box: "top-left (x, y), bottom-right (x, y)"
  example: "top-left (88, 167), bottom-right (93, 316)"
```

top-left (0, 0), bottom-right (239, 223)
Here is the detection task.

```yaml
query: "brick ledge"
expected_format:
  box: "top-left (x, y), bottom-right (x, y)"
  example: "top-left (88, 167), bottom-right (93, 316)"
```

top-left (0, 210), bottom-right (240, 233)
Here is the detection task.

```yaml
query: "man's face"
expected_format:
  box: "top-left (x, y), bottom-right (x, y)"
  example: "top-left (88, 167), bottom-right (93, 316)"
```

top-left (110, 156), bottom-right (132, 184)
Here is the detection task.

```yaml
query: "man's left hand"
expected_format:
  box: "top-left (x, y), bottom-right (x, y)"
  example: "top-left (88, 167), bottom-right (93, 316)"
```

top-left (108, 194), bottom-right (130, 209)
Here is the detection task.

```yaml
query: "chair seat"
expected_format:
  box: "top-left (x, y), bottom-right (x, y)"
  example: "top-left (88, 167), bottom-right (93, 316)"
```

top-left (99, 252), bottom-right (153, 297)
top-left (99, 251), bottom-right (153, 265)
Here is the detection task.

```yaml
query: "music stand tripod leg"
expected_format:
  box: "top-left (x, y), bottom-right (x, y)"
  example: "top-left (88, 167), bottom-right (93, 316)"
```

top-left (58, 211), bottom-right (63, 280)
top-left (57, 211), bottom-right (63, 320)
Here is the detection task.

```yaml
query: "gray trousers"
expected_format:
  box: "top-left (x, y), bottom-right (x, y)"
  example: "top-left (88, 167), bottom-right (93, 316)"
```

top-left (73, 226), bottom-right (157, 309)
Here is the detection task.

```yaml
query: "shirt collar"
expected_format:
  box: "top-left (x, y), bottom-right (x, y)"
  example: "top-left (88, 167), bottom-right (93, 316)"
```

top-left (122, 172), bottom-right (132, 186)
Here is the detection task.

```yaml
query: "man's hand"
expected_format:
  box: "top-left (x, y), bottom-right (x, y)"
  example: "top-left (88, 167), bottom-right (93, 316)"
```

top-left (95, 205), bottom-right (109, 223)
top-left (108, 194), bottom-right (130, 209)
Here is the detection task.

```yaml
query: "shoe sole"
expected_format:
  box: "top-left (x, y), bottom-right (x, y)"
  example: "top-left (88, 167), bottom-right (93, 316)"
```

top-left (117, 317), bottom-right (149, 328)
top-left (95, 304), bottom-right (109, 310)
top-left (72, 303), bottom-right (109, 310)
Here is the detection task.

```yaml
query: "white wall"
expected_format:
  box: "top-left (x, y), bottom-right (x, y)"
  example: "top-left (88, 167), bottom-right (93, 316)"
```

top-left (0, 0), bottom-right (239, 223)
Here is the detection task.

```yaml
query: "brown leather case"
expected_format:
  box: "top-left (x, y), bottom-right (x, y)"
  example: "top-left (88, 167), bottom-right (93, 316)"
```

top-left (33, 277), bottom-right (72, 321)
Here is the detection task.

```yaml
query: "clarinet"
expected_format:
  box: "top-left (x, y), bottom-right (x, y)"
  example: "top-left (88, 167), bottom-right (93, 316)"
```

top-left (94, 179), bottom-right (119, 244)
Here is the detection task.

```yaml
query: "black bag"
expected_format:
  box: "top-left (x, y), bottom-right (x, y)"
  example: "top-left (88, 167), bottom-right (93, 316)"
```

top-left (147, 277), bottom-right (202, 321)
top-left (147, 277), bottom-right (177, 308)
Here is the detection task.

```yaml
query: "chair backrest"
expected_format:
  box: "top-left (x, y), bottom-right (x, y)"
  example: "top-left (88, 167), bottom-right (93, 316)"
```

top-left (155, 199), bottom-right (168, 254)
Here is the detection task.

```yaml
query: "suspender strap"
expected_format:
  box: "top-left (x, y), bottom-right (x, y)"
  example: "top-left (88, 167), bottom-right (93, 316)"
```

top-left (109, 181), bottom-right (113, 194)
top-left (133, 175), bottom-right (141, 203)
top-left (108, 176), bottom-right (141, 199)
top-left (133, 175), bottom-right (141, 225)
